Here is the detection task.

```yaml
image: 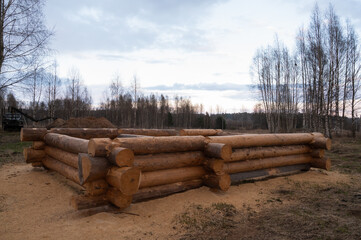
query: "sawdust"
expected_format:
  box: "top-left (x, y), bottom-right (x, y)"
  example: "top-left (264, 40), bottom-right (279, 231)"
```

top-left (0, 162), bottom-right (352, 240)
top-left (46, 117), bottom-right (115, 129)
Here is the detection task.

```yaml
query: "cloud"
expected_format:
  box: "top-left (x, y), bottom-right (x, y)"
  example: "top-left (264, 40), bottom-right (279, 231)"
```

top-left (145, 82), bottom-right (255, 92)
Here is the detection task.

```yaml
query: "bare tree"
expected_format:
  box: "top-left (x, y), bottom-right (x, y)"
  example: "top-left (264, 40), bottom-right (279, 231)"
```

top-left (130, 74), bottom-right (140, 127)
top-left (0, 0), bottom-right (52, 90)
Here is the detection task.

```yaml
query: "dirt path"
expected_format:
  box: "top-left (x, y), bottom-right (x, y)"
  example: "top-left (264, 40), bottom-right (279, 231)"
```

top-left (0, 162), bottom-right (354, 240)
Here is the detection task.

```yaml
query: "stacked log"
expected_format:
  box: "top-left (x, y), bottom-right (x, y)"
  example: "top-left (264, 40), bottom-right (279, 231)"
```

top-left (20, 128), bottom-right (332, 211)
top-left (207, 133), bottom-right (331, 184)
top-left (120, 128), bottom-right (178, 136)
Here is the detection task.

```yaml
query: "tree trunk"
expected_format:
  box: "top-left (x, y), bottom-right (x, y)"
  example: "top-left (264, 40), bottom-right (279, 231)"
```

top-left (203, 173), bottom-right (231, 191)
top-left (20, 128), bottom-right (47, 141)
top-left (106, 167), bottom-right (141, 195)
top-left (224, 154), bottom-right (313, 174)
top-left (32, 141), bottom-right (45, 150)
top-left (44, 133), bottom-right (88, 153)
top-left (179, 129), bottom-right (221, 136)
top-left (49, 128), bottom-right (119, 139)
top-left (230, 145), bottom-right (311, 162)
top-left (78, 153), bottom-right (111, 185)
top-left (120, 128), bottom-right (177, 136)
top-left (106, 187), bottom-right (133, 209)
top-left (42, 156), bottom-right (80, 184)
top-left (132, 179), bottom-right (203, 203)
top-left (23, 148), bottom-right (45, 163)
top-left (204, 143), bottom-right (232, 161)
top-left (139, 166), bottom-right (206, 188)
top-left (70, 195), bottom-right (109, 210)
top-left (108, 147), bottom-right (134, 167)
top-left (207, 133), bottom-right (315, 148)
top-left (83, 179), bottom-right (108, 196)
top-left (311, 157), bottom-right (331, 170)
top-left (134, 151), bottom-right (205, 172)
top-left (44, 146), bottom-right (78, 168)
top-left (87, 138), bottom-right (113, 157)
top-left (113, 136), bottom-right (206, 154)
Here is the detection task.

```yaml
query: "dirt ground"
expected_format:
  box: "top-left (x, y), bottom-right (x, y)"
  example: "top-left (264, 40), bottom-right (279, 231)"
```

top-left (0, 132), bottom-right (360, 239)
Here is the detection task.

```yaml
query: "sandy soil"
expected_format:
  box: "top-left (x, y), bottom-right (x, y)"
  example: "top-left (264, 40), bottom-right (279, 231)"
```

top-left (0, 162), bottom-right (351, 240)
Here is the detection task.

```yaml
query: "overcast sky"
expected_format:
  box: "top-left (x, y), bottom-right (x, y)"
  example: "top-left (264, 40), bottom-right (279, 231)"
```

top-left (44, 0), bottom-right (361, 112)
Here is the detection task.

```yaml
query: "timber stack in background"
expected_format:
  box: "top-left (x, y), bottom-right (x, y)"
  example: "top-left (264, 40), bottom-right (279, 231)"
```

top-left (21, 127), bottom-right (332, 211)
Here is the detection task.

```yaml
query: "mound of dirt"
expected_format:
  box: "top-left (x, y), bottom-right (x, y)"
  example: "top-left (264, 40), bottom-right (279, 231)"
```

top-left (47, 117), bottom-right (115, 129)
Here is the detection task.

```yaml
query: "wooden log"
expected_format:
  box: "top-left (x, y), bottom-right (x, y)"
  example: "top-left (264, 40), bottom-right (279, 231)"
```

top-left (113, 136), bottom-right (206, 155)
top-left (78, 153), bottom-right (111, 185)
top-left (87, 138), bottom-right (113, 157)
top-left (310, 137), bottom-right (332, 150)
top-left (49, 128), bottom-right (119, 139)
top-left (108, 147), bottom-right (134, 167)
top-left (106, 187), bottom-right (133, 209)
top-left (70, 195), bottom-right (109, 210)
top-left (20, 128), bottom-right (47, 141)
top-left (207, 133), bottom-right (315, 148)
top-left (203, 174), bottom-right (231, 191)
top-left (42, 156), bottom-right (80, 184)
top-left (84, 179), bottom-right (109, 196)
top-left (32, 141), bottom-right (45, 150)
top-left (44, 133), bottom-right (88, 154)
top-left (23, 148), bottom-right (45, 163)
top-left (229, 164), bottom-right (311, 184)
top-left (204, 143), bottom-right (232, 161)
top-left (139, 166), bottom-right (206, 188)
top-left (106, 167), bottom-right (141, 195)
top-left (118, 134), bottom-right (152, 138)
top-left (310, 149), bottom-right (325, 158)
top-left (311, 157), bottom-right (331, 170)
top-left (44, 146), bottom-right (78, 169)
top-left (179, 129), bottom-right (221, 136)
top-left (120, 128), bottom-right (178, 136)
top-left (132, 179), bottom-right (203, 203)
top-left (204, 159), bottom-right (224, 175)
top-left (134, 151), bottom-right (205, 172)
top-left (31, 162), bottom-right (43, 168)
top-left (229, 145), bottom-right (312, 162)
top-left (224, 154), bottom-right (313, 174)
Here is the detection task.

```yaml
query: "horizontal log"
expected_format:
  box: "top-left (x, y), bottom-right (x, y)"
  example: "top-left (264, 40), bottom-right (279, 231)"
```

top-left (23, 148), bottom-right (45, 163)
top-left (311, 137), bottom-right (332, 150)
top-left (78, 153), bottom-right (111, 185)
top-left (44, 133), bottom-right (88, 154)
top-left (49, 128), bottom-right (119, 139)
top-left (139, 166), bottom-right (207, 188)
top-left (32, 141), bottom-right (45, 150)
top-left (118, 134), bottom-right (152, 138)
top-left (207, 133), bottom-right (315, 148)
top-left (203, 173), bottom-right (231, 191)
top-left (134, 151), bottom-right (205, 172)
top-left (106, 167), bottom-right (141, 195)
top-left (205, 143), bottom-right (232, 161)
top-left (20, 128), bottom-right (47, 141)
top-left (229, 145), bottom-right (311, 162)
top-left (42, 156), bottom-right (80, 184)
top-left (70, 195), bottom-right (109, 210)
top-left (224, 154), bottom-right (313, 174)
top-left (84, 179), bottom-right (109, 196)
top-left (44, 146), bottom-right (78, 169)
top-left (204, 159), bottom-right (224, 175)
top-left (179, 129), bottom-right (221, 136)
top-left (230, 164), bottom-right (311, 184)
top-left (310, 149), bottom-right (325, 158)
top-left (31, 162), bottom-right (43, 168)
top-left (113, 136), bottom-right (206, 155)
top-left (108, 147), bottom-right (134, 167)
top-left (311, 157), bottom-right (331, 171)
top-left (132, 179), bottom-right (203, 203)
top-left (120, 128), bottom-right (178, 136)
top-left (106, 187), bottom-right (133, 209)
top-left (87, 138), bottom-right (113, 157)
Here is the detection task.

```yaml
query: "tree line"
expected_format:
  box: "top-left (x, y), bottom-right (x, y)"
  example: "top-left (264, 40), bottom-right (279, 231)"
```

top-left (252, 4), bottom-right (361, 137)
